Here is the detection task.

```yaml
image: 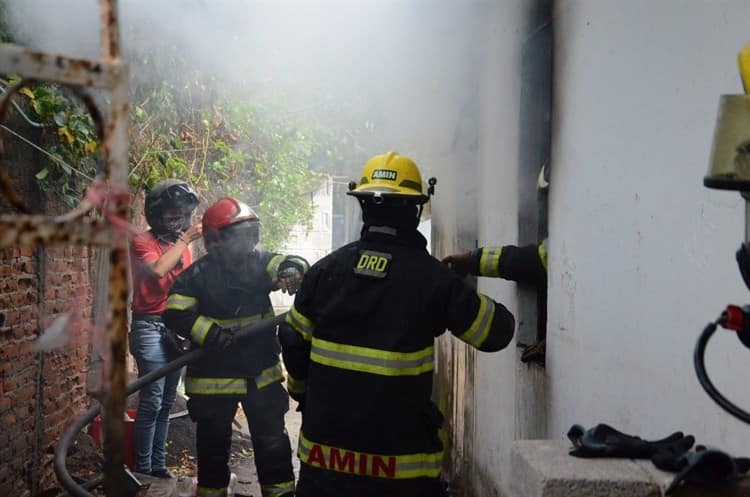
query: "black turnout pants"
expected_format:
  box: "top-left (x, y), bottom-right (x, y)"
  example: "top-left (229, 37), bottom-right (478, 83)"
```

top-left (188, 380), bottom-right (293, 493)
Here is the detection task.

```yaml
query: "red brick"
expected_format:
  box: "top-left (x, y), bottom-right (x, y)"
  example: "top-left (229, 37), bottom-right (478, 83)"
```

top-left (3, 410), bottom-right (17, 425)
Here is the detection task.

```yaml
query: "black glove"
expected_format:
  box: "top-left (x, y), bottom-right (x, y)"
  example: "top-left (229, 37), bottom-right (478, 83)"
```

top-left (568, 424), bottom-right (694, 459)
top-left (654, 445), bottom-right (750, 495)
top-left (277, 266), bottom-right (303, 295)
top-left (207, 327), bottom-right (234, 351)
top-left (441, 251), bottom-right (475, 277)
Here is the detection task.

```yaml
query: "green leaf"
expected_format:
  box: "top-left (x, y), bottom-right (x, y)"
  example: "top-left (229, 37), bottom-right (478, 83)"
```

top-left (37, 95), bottom-right (55, 115)
top-left (35, 168), bottom-right (49, 180)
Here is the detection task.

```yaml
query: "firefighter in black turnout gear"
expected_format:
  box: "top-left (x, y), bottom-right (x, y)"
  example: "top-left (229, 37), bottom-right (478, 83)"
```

top-left (278, 152), bottom-right (516, 497)
top-left (163, 197), bottom-right (308, 497)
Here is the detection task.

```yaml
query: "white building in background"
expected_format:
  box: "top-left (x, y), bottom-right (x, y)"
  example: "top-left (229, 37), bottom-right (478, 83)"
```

top-left (271, 174), bottom-right (333, 312)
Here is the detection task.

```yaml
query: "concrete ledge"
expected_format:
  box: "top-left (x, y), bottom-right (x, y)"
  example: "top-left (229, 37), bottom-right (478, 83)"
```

top-left (510, 440), bottom-right (750, 497)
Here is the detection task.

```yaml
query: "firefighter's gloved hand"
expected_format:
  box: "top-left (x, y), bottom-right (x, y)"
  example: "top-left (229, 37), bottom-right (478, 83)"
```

top-left (567, 424), bottom-right (693, 459)
top-left (277, 267), bottom-right (303, 295)
top-left (441, 251), bottom-right (473, 277)
top-left (655, 445), bottom-right (750, 495)
top-left (207, 328), bottom-right (234, 351)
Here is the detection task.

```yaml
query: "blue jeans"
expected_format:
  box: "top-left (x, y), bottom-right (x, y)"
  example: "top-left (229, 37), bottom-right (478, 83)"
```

top-left (129, 319), bottom-right (181, 473)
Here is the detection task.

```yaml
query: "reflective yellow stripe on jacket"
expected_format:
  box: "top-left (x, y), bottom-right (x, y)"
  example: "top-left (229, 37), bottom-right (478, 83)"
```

top-left (266, 254), bottom-right (286, 280)
top-left (165, 293), bottom-right (198, 311)
top-left (458, 293), bottom-right (495, 348)
top-left (191, 315), bottom-right (215, 345)
top-left (479, 247), bottom-right (502, 277)
top-left (286, 255), bottom-right (310, 272)
top-left (190, 312), bottom-right (273, 346)
top-left (185, 377), bottom-right (247, 395)
top-left (285, 305), bottom-right (314, 341)
top-left (298, 432), bottom-right (442, 480)
top-left (212, 311), bottom-right (274, 331)
top-left (310, 338), bottom-right (434, 376)
top-left (539, 239), bottom-right (548, 271)
top-left (255, 362), bottom-right (284, 389)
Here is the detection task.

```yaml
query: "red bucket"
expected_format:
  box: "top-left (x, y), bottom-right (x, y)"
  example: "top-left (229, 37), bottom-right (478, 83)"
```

top-left (91, 408), bottom-right (137, 470)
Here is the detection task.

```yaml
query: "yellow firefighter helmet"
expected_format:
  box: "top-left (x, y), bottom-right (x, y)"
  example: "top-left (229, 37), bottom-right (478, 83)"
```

top-left (348, 151), bottom-right (434, 204)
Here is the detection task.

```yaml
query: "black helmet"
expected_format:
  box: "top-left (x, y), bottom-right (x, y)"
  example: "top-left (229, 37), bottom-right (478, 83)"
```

top-left (145, 179), bottom-right (199, 235)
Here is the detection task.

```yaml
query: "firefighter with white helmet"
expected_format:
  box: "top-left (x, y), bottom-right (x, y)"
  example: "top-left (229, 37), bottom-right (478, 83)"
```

top-left (164, 197), bottom-right (308, 497)
top-left (279, 152), bottom-right (516, 497)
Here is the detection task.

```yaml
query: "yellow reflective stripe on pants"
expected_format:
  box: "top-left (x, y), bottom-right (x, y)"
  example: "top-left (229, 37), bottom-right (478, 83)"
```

top-left (286, 372), bottom-right (306, 395)
top-left (255, 362), bottom-right (284, 389)
top-left (539, 238), bottom-right (548, 271)
top-left (261, 480), bottom-right (295, 497)
top-left (298, 432), bottom-right (442, 479)
top-left (310, 337), bottom-right (433, 376)
top-left (266, 254), bottom-right (285, 280)
top-left (165, 292), bottom-right (198, 311)
top-left (286, 305), bottom-right (314, 341)
top-left (185, 377), bottom-right (248, 395)
top-left (191, 315), bottom-right (215, 345)
top-left (458, 293), bottom-right (495, 348)
top-left (479, 247), bottom-right (502, 277)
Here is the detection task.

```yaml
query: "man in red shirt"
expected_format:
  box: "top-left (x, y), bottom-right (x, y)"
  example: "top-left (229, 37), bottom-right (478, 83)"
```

top-left (129, 179), bottom-right (202, 478)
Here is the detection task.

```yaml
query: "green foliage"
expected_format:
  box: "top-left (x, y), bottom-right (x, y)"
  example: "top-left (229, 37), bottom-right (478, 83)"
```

top-left (127, 50), bottom-right (324, 251)
top-left (1, 26), bottom-right (378, 248)
top-left (12, 80), bottom-right (99, 207)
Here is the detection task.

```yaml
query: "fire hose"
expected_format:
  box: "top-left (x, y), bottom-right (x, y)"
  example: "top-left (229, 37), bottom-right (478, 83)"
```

top-left (54, 313), bottom-right (287, 497)
top-left (694, 309), bottom-right (750, 425)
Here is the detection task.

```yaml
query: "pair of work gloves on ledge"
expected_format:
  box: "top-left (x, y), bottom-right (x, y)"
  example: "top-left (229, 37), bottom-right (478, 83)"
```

top-left (568, 424), bottom-right (750, 494)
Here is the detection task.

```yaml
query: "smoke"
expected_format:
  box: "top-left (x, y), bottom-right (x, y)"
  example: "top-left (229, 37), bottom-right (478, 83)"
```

top-left (3, 0), bottom-right (485, 177)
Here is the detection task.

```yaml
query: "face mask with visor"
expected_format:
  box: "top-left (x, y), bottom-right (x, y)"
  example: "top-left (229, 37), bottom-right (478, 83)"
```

top-left (215, 220), bottom-right (260, 266)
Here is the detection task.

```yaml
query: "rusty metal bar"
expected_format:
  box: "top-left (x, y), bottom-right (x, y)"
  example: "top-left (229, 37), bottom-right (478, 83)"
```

top-left (0, 43), bottom-right (123, 89)
top-left (0, 0), bottom-right (131, 494)
top-left (0, 217), bottom-right (116, 248)
top-left (100, 0), bottom-right (121, 61)
top-left (98, 1), bottom-right (128, 495)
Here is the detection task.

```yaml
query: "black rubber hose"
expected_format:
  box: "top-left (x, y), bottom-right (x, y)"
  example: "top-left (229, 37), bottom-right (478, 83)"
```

top-left (54, 313), bottom-right (287, 497)
top-left (694, 320), bottom-right (750, 425)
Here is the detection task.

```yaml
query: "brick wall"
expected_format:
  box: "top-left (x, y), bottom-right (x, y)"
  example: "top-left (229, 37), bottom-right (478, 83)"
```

top-left (0, 112), bottom-right (95, 496)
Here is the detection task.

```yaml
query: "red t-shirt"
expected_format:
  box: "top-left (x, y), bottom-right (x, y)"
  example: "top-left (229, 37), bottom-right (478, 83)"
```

top-left (130, 231), bottom-right (192, 314)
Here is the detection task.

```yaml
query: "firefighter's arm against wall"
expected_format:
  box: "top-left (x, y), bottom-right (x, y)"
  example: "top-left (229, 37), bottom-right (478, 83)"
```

top-left (443, 273), bottom-right (516, 351)
top-left (162, 267), bottom-right (230, 349)
top-left (278, 264), bottom-right (318, 404)
top-left (443, 239), bottom-right (548, 288)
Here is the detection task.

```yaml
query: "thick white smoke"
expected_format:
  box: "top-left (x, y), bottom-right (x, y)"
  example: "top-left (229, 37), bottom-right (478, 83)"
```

top-left (3, 0), bottom-right (485, 177)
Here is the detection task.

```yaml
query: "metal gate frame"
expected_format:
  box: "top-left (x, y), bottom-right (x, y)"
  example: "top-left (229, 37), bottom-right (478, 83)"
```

top-left (0, 1), bottom-right (131, 495)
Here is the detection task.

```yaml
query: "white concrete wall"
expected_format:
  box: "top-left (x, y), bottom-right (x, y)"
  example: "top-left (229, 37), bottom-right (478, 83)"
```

top-left (470, 1), bottom-right (526, 496)
top-left (547, 0), bottom-right (750, 454)
top-left (271, 176), bottom-right (333, 311)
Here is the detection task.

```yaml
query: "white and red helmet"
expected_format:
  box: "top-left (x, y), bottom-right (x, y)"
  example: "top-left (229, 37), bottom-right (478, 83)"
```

top-left (202, 197), bottom-right (259, 244)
